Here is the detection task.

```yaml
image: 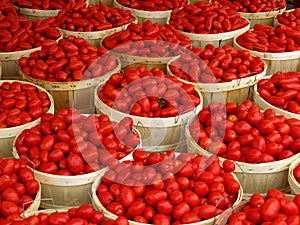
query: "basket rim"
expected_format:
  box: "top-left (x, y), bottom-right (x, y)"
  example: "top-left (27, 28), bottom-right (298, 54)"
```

top-left (168, 18), bottom-right (250, 41)
top-left (58, 14), bottom-right (138, 37)
top-left (91, 153), bottom-right (244, 225)
top-left (253, 75), bottom-right (300, 120)
top-left (99, 37), bottom-right (190, 61)
top-left (11, 117), bottom-right (142, 185)
top-left (0, 30), bottom-right (63, 60)
top-left (288, 156), bottom-right (300, 192)
top-left (274, 8), bottom-right (295, 27)
top-left (238, 6), bottom-right (286, 18)
top-left (18, 58), bottom-right (121, 90)
top-left (0, 80), bottom-right (54, 137)
top-left (166, 55), bottom-right (267, 92)
top-left (233, 31), bottom-right (300, 59)
top-left (215, 193), bottom-right (295, 225)
top-left (113, 0), bottom-right (173, 17)
top-left (185, 113), bottom-right (300, 173)
top-left (94, 80), bottom-right (204, 127)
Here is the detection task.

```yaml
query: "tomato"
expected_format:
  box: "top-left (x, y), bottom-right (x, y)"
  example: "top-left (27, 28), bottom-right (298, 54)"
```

top-left (266, 189), bottom-right (286, 200)
top-left (144, 190), bottom-right (168, 206)
top-left (260, 198), bottom-right (280, 221)
top-left (48, 212), bottom-right (69, 225)
top-left (74, 205), bottom-right (94, 221)
top-left (90, 211), bottom-right (104, 224)
top-left (246, 110), bottom-right (263, 125)
top-left (115, 216), bottom-right (130, 225)
top-left (106, 202), bottom-right (125, 216)
top-left (66, 153), bottom-right (84, 174)
top-left (172, 202), bottom-right (191, 221)
top-left (294, 164), bottom-right (300, 180)
top-left (24, 133), bottom-right (42, 147)
top-left (247, 207), bottom-right (262, 224)
top-left (222, 160), bottom-right (235, 172)
top-left (152, 213), bottom-right (170, 225)
top-left (0, 201), bottom-right (19, 217)
top-left (245, 149), bottom-right (262, 163)
top-left (1, 187), bottom-right (20, 205)
top-left (250, 193), bottom-right (265, 208)
top-left (198, 204), bottom-right (218, 219)
top-left (39, 135), bottom-right (56, 152)
top-left (18, 168), bottom-right (34, 183)
top-left (39, 162), bottom-right (58, 174)
top-left (234, 121), bottom-right (252, 135)
top-left (24, 179), bottom-right (39, 195)
top-left (258, 120), bottom-right (275, 135)
top-left (279, 198), bottom-right (299, 216)
top-left (0, 159), bottom-right (15, 176)
top-left (119, 186), bottom-right (135, 207)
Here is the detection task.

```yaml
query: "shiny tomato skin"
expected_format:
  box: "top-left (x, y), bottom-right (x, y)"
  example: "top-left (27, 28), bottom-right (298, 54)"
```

top-left (260, 198), bottom-right (280, 221)
top-left (66, 153), bottom-right (84, 174)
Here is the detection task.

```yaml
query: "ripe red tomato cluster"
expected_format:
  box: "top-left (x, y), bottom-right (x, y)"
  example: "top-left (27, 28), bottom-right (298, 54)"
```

top-left (277, 8), bottom-right (300, 32)
top-left (116, 0), bottom-right (188, 11)
top-left (212, 0), bottom-right (286, 13)
top-left (236, 24), bottom-right (300, 53)
top-left (169, 44), bottom-right (265, 83)
top-left (190, 100), bottom-right (300, 163)
top-left (0, 204), bottom-right (130, 225)
top-left (18, 35), bottom-right (117, 82)
top-left (97, 149), bottom-right (240, 224)
top-left (15, 108), bottom-right (140, 175)
top-left (12, 0), bottom-right (85, 10)
top-left (0, 158), bottom-right (40, 219)
top-left (0, 81), bottom-right (51, 128)
top-left (98, 65), bottom-right (201, 118)
top-left (226, 189), bottom-right (300, 225)
top-left (0, 0), bottom-right (19, 18)
top-left (169, 2), bottom-right (249, 34)
top-left (257, 71), bottom-right (300, 115)
top-left (0, 14), bottom-right (60, 52)
top-left (55, 3), bottom-right (135, 32)
top-left (102, 20), bottom-right (191, 57)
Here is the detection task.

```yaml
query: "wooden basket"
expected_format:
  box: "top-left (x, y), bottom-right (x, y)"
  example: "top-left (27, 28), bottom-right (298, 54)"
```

top-left (189, 0), bottom-right (210, 3)
top-left (186, 114), bottom-right (298, 197)
top-left (100, 38), bottom-right (180, 72)
top-left (0, 47), bottom-right (41, 80)
top-left (169, 18), bottom-right (250, 48)
top-left (167, 56), bottom-right (267, 107)
top-left (0, 80), bottom-right (54, 158)
top-left (14, 6), bottom-right (60, 20)
top-left (215, 194), bottom-right (295, 225)
top-left (19, 59), bottom-right (121, 114)
top-left (113, 0), bottom-right (172, 25)
top-left (273, 9), bottom-right (294, 27)
top-left (0, 32), bottom-right (62, 80)
top-left (12, 127), bottom-right (141, 209)
top-left (288, 157), bottom-right (300, 194)
top-left (13, 1), bottom-right (89, 20)
top-left (233, 35), bottom-right (300, 76)
top-left (59, 16), bottom-right (137, 47)
top-left (253, 75), bottom-right (300, 120)
top-left (24, 208), bottom-right (68, 217)
top-left (94, 81), bottom-right (203, 152)
top-left (239, 7), bottom-right (286, 28)
top-left (91, 163), bottom-right (243, 225)
top-left (100, 0), bottom-right (114, 7)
